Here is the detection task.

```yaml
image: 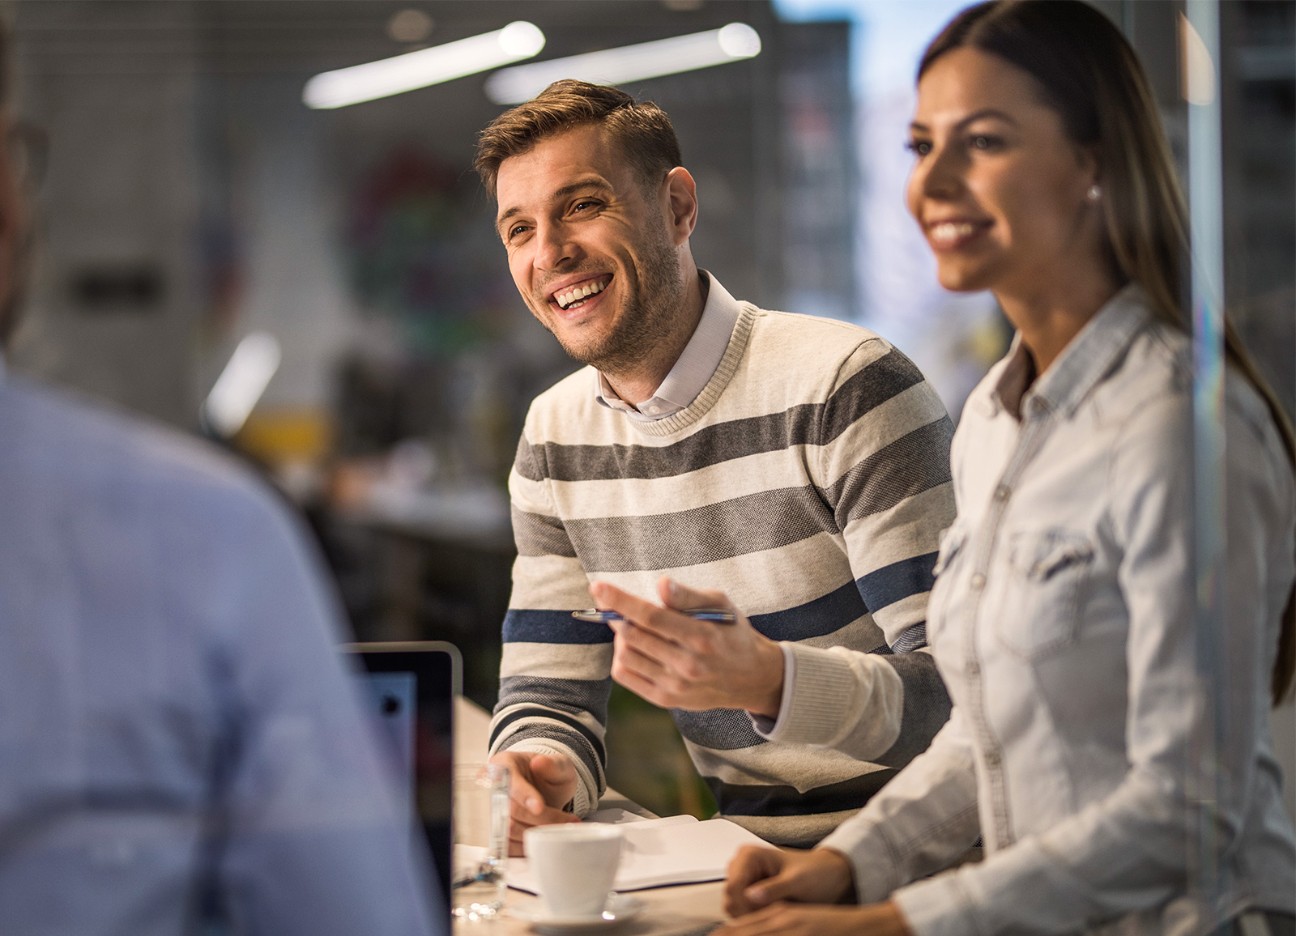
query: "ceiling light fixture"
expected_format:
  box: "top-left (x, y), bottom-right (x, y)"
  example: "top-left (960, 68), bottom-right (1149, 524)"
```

top-left (483, 23), bottom-right (762, 105)
top-left (201, 332), bottom-right (282, 439)
top-left (304, 21), bottom-right (545, 110)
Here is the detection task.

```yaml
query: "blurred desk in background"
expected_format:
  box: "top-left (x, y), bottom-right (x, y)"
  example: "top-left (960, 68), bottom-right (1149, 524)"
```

top-left (315, 478), bottom-right (514, 707)
top-left (341, 479), bottom-right (512, 552)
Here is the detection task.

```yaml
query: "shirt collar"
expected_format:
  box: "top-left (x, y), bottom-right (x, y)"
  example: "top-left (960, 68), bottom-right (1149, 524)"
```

top-left (992, 283), bottom-right (1151, 421)
top-left (595, 271), bottom-right (740, 421)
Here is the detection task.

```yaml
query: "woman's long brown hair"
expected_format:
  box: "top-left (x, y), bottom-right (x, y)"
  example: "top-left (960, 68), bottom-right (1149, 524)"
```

top-left (921, 0), bottom-right (1296, 704)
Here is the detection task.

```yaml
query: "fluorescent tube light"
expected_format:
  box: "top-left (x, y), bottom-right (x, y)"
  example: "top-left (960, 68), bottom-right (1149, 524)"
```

top-left (484, 23), bottom-right (761, 105)
top-left (305, 21), bottom-right (545, 109)
top-left (202, 332), bottom-right (282, 438)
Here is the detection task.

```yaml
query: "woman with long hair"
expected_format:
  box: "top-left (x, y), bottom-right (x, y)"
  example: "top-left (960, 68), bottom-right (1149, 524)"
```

top-left (718, 2), bottom-right (1296, 933)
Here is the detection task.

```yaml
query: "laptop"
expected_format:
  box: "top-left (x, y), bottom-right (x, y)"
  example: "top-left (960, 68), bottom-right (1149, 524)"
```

top-left (344, 640), bottom-right (460, 921)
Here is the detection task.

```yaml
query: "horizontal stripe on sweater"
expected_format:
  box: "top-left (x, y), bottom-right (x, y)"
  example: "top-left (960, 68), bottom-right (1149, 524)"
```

top-left (705, 768), bottom-right (898, 818)
top-left (827, 419), bottom-right (954, 525)
top-left (502, 559), bottom-right (934, 651)
top-left (514, 347), bottom-right (928, 483)
top-left (496, 675), bottom-right (610, 722)
top-left (490, 705), bottom-right (607, 770)
top-left (503, 610), bottom-right (614, 645)
top-left (515, 472), bottom-right (947, 578)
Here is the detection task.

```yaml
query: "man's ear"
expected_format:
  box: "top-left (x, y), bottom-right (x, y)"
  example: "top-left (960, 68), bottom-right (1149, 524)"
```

top-left (663, 167), bottom-right (698, 245)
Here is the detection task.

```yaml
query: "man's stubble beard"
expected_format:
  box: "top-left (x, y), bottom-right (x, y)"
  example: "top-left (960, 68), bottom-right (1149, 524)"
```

top-left (553, 226), bottom-right (686, 377)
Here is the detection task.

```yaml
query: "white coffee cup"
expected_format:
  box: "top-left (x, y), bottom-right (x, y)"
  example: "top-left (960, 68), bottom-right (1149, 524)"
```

top-left (523, 824), bottom-right (624, 918)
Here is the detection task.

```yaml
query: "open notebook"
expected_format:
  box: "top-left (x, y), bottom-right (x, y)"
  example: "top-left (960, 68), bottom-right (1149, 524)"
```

top-left (505, 811), bottom-right (766, 893)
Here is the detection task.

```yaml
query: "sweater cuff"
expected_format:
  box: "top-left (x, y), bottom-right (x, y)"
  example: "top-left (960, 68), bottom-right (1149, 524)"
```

top-left (751, 643), bottom-right (892, 748)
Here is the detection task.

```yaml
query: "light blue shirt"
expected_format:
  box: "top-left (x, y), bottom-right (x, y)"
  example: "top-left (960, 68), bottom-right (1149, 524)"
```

top-left (822, 286), bottom-right (1296, 934)
top-left (0, 370), bottom-right (444, 935)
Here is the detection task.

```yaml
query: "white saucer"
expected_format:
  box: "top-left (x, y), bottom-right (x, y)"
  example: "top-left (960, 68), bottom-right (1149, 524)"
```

top-left (510, 894), bottom-right (644, 932)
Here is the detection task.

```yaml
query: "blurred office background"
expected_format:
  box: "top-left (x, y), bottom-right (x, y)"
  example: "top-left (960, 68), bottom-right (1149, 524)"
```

top-left (5, 0), bottom-right (1292, 819)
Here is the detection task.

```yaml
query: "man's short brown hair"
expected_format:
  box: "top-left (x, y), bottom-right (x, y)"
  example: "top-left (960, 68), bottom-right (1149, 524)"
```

top-left (474, 79), bottom-right (682, 199)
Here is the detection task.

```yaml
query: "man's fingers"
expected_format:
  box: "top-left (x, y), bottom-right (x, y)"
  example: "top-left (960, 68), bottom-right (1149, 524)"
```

top-left (506, 800), bottom-right (579, 855)
top-left (529, 753), bottom-right (576, 791)
top-left (592, 581), bottom-right (706, 643)
top-left (659, 576), bottom-right (731, 614)
top-left (609, 623), bottom-right (710, 708)
top-left (504, 766), bottom-right (547, 815)
top-left (609, 645), bottom-right (669, 707)
top-left (610, 618), bottom-right (683, 671)
top-left (527, 755), bottom-right (579, 821)
top-left (490, 752), bottom-right (581, 856)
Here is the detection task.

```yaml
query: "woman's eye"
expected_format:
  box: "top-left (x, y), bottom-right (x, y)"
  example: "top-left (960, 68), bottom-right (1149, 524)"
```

top-left (969, 134), bottom-right (1001, 151)
top-left (905, 139), bottom-right (932, 157)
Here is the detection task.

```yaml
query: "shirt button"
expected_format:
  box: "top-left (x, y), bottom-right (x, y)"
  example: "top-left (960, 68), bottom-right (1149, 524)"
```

top-left (966, 659), bottom-right (980, 677)
top-left (985, 748), bottom-right (1001, 766)
top-left (970, 573), bottom-right (986, 590)
top-left (994, 484), bottom-right (1010, 501)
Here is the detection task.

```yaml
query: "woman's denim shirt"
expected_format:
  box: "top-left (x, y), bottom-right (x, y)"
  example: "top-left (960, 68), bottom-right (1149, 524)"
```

top-left (821, 286), bottom-right (1296, 935)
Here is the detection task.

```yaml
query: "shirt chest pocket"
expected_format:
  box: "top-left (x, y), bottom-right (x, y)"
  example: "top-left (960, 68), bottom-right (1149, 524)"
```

top-left (995, 528), bottom-right (1095, 661)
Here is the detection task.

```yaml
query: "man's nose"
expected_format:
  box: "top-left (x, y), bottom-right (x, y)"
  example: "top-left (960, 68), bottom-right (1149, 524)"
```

top-left (535, 220), bottom-right (577, 271)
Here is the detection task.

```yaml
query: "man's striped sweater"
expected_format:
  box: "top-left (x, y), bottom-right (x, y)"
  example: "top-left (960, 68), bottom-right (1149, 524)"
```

top-left (490, 277), bottom-right (957, 846)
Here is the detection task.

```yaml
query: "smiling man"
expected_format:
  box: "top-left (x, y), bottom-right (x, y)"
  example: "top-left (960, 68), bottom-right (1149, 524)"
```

top-left (476, 80), bottom-right (958, 850)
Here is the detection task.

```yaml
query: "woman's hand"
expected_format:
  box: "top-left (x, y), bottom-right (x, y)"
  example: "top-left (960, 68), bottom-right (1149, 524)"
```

top-left (715, 900), bottom-right (913, 936)
top-left (723, 846), bottom-right (855, 917)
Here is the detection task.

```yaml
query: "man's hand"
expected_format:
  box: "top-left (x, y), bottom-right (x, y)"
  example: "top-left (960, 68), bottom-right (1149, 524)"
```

top-left (488, 750), bottom-right (580, 856)
top-left (715, 900), bottom-right (913, 936)
top-left (592, 577), bottom-right (785, 717)
top-left (723, 845), bottom-right (855, 917)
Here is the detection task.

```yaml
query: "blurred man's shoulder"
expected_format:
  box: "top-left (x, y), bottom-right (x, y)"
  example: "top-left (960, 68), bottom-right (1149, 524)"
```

top-left (1, 375), bottom-right (281, 513)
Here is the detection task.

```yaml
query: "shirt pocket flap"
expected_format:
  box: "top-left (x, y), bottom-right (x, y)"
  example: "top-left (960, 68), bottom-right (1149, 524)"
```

top-left (1008, 530), bottom-right (1094, 582)
top-left (998, 529), bottom-right (1095, 660)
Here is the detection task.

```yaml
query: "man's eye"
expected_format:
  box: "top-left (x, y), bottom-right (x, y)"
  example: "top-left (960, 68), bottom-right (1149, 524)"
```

top-left (571, 200), bottom-right (598, 214)
top-left (507, 224), bottom-right (530, 241)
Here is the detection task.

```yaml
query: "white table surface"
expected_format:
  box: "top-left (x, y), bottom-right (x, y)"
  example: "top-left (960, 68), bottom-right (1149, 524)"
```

top-left (454, 697), bottom-right (726, 935)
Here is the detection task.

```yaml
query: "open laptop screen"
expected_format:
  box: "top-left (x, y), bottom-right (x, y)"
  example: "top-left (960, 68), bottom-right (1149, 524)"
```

top-left (344, 641), bottom-right (459, 917)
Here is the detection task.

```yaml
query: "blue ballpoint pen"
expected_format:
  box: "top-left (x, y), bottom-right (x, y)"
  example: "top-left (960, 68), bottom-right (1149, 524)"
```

top-left (572, 608), bottom-right (736, 624)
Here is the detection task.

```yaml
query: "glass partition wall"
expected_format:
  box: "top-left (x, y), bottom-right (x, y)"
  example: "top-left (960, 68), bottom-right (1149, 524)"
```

top-left (6, 0), bottom-right (1293, 843)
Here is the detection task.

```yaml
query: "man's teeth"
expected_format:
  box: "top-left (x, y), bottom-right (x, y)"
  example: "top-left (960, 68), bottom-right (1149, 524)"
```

top-left (555, 280), bottom-right (606, 310)
top-left (929, 221), bottom-right (980, 245)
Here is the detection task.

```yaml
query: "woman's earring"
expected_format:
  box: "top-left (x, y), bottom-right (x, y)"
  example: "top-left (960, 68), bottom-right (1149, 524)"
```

top-left (1086, 183), bottom-right (1102, 203)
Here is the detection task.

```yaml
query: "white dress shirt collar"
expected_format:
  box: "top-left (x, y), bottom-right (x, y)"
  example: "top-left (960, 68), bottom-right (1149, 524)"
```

top-left (595, 271), bottom-right (740, 422)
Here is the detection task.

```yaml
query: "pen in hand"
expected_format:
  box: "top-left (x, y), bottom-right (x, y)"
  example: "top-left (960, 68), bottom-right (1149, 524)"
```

top-left (572, 608), bottom-right (736, 624)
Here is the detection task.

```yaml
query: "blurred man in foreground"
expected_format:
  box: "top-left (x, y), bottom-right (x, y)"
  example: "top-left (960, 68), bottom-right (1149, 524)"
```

top-left (0, 28), bottom-right (442, 936)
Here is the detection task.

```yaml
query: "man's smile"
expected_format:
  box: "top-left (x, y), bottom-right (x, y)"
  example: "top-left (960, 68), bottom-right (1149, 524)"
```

top-left (549, 274), bottom-right (612, 312)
